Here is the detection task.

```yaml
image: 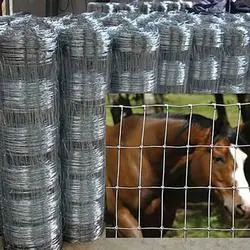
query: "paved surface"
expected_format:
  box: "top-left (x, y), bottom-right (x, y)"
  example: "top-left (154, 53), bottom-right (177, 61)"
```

top-left (63, 239), bottom-right (250, 250)
top-left (1, 238), bottom-right (250, 249)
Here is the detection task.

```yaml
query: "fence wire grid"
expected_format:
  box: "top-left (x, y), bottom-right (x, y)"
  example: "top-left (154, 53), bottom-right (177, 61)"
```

top-left (105, 101), bottom-right (250, 238)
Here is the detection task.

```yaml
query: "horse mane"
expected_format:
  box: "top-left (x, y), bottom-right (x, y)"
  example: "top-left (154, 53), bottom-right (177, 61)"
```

top-left (120, 113), bottom-right (250, 147)
top-left (132, 113), bottom-right (233, 143)
top-left (136, 112), bottom-right (214, 128)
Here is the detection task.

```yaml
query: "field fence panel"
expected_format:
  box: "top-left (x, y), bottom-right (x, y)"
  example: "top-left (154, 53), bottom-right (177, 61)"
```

top-left (106, 102), bottom-right (250, 238)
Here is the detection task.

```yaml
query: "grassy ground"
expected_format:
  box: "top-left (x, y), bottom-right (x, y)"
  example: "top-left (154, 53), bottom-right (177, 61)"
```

top-left (168, 203), bottom-right (250, 238)
top-left (106, 94), bottom-right (241, 127)
top-left (105, 94), bottom-right (250, 238)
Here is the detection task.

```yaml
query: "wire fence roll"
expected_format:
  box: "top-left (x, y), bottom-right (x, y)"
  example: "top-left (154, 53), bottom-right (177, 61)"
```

top-left (156, 17), bottom-right (193, 93)
top-left (110, 22), bottom-right (159, 93)
top-left (188, 16), bottom-right (224, 93)
top-left (220, 23), bottom-right (250, 93)
top-left (59, 14), bottom-right (108, 242)
top-left (2, 10), bottom-right (250, 247)
top-left (0, 16), bottom-right (62, 249)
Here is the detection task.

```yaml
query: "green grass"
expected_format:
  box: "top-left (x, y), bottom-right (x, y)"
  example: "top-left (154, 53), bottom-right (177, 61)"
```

top-left (168, 203), bottom-right (250, 238)
top-left (106, 94), bottom-right (241, 127)
top-left (105, 94), bottom-right (249, 238)
top-left (163, 94), bottom-right (240, 127)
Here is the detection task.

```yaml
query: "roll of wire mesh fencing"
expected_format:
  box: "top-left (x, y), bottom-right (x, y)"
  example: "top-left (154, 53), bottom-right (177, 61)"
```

top-left (0, 16), bottom-right (11, 238)
top-left (242, 14), bottom-right (250, 92)
top-left (0, 15), bottom-right (62, 249)
top-left (59, 14), bottom-right (109, 242)
top-left (97, 11), bottom-right (139, 27)
top-left (187, 15), bottom-right (224, 93)
top-left (155, 17), bottom-right (193, 93)
top-left (110, 21), bottom-right (159, 93)
top-left (220, 23), bottom-right (250, 93)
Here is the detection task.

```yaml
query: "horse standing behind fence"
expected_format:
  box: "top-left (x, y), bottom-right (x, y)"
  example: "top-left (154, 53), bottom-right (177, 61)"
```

top-left (106, 114), bottom-right (250, 237)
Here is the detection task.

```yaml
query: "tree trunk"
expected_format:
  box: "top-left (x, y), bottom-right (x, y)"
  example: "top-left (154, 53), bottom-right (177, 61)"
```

top-left (237, 94), bottom-right (250, 123)
top-left (108, 94), bottom-right (133, 125)
top-left (214, 94), bottom-right (230, 126)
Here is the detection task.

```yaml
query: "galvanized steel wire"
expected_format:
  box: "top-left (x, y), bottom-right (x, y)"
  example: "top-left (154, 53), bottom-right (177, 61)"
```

top-left (1, 9), bottom-right (250, 248)
top-left (188, 16), bottom-right (224, 93)
top-left (59, 14), bottom-right (107, 242)
top-left (84, 8), bottom-right (250, 94)
top-left (110, 22), bottom-right (160, 93)
top-left (0, 16), bottom-right (62, 249)
top-left (220, 23), bottom-right (250, 92)
top-left (156, 17), bottom-right (193, 93)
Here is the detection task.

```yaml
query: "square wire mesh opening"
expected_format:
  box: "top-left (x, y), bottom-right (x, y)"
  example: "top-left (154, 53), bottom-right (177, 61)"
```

top-left (105, 94), bottom-right (250, 238)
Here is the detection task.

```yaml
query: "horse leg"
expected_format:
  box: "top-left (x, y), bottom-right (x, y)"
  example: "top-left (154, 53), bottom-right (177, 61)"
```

top-left (117, 206), bottom-right (143, 238)
top-left (106, 178), bottom-right (142, 238)
top-left (142, 198), bottom-right (178, 238)
top-left (142, 197), bottom-right (162, 237)
top-left (163, 205), bottom-right (178, 229)
top-left (141, 198), bottom-right (178, 238)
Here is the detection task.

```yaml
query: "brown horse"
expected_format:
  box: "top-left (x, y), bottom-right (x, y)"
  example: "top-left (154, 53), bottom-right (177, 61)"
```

top-left (106, 113), bottom-right (250, 237)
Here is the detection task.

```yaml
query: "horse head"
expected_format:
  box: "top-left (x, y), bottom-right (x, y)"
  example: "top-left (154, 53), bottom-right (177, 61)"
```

top-left (168, 116), bottom-right (250, 218)
top-left (189, 118), bottom-right (250, 217)
top-left (238, 122), bottom-right (250, 186)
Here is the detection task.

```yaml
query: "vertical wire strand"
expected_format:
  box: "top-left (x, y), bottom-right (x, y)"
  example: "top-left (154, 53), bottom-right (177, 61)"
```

top-left (138, 105), bottom-right (147, 230)
top-left (0, 16), bottom-right (62, 249)
top-left (231, 103), bottom-right (242, 238)
top-left (160, 104), bottom-right (169, 238)
top-left (183, 104), bottom-right (193, 238)
top-left (115, 105), bottom-right (124, 238)
top-left (207, 103), bottom-right (217, 238)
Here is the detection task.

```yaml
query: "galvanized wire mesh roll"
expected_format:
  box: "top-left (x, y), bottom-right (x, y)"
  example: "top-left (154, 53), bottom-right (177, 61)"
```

top-left (219, 24), bottom-right (250, 93)
top-left (60, 14), bottom-right (110, 99)
top-left (62, 99), bottom-right (105, 142)
top-left (59, 14), bottom-right (107, 242)
top-left (110, 22), bottom-right (159, 93)
top-left (244, 22), bottom-right (250, 92)
top-left (156, 18), bottom-right (193, 93)
top-left (0, 16), bottom-right (62, 249)
top-left (2, 152), bottom-right (60, 192)
top-left (2, 173), bottom-right (61, 249)
top-left (62, 139), bottom-right (105, 242)
top-left (61, 100), bottom-right (106, 242)
top-left (98, 11), bottom-right (139, 27)
top-left (167, 11), bottom-right (201, 24)
top-left (188, 20), bottom-right (224, 93)
top-left (0, 77), bottom-right (58, 110)
top-left (136, 11), bottom-right (164, 26)
top-left (220, 12), bottom-right (244, 24)
top-left (0, 18), bottom-right (57, 66)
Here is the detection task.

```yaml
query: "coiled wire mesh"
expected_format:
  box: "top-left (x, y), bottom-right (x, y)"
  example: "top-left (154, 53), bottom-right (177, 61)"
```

top-left (220, 23), bottom-right (250, 93)
top-left (156, 17), bottom-right (193, 93)
top-left (0, 16), bottom-right (62, 249)
top-left (188, 16), bottom-right (224, 93)
top-left (59, 14), bottom-right (108, 242)
top-left (110, 22), bottom-right (159, 93)
top-left (98, 11), bottom-right (139, 27)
